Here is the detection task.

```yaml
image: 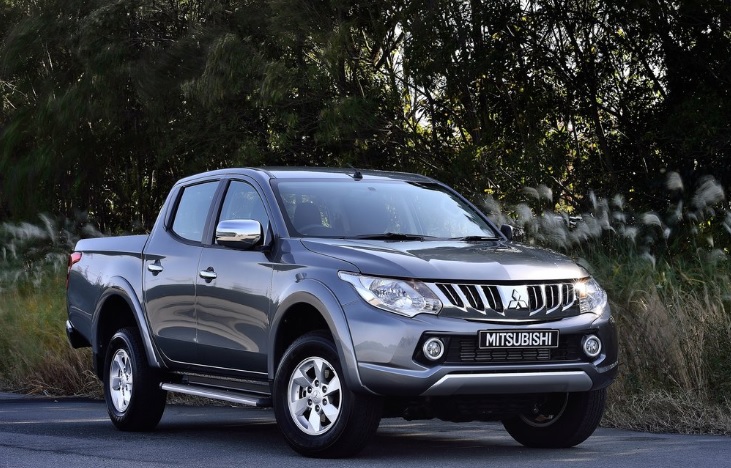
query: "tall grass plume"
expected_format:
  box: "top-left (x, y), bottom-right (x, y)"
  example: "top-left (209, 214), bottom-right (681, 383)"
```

top-left (485, 172), bottom-right (731, 433)
top-left (0, 214), bottom-right (102, 396)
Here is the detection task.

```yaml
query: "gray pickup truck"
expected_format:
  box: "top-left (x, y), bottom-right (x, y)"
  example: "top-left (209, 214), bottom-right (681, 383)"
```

top-left (66, 168), bottom-right (617, 458)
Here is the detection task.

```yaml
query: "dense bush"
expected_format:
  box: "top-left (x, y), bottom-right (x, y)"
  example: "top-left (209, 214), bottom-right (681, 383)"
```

top-left (0, 214), bottom-right (99, 395)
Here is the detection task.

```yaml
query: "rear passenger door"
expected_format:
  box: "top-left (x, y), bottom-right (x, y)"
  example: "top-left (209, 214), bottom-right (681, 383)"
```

top-left (143, 180), bottom-right (220, 365)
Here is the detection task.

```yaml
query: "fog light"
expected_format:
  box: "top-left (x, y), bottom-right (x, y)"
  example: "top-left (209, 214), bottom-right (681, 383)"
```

top-left (423, 337), bottom-right (445, 361)
top-left (582, 335), bottom-right (602, 358)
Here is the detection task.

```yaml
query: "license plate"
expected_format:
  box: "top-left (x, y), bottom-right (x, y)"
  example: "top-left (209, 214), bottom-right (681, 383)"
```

top-left (479, 330), bottom-right (559, 349)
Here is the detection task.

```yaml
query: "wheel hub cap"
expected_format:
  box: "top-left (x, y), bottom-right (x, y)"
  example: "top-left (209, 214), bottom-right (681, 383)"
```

top-left (287, 357), bottom-right (342, 436)
top-left (109, 349), bottom-right (133, 413)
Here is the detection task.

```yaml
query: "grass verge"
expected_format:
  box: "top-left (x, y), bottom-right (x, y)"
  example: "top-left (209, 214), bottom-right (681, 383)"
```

top-left (604, 387), bottom-right (731, 435)
top-left (0, 273), bottom-right (101, 397)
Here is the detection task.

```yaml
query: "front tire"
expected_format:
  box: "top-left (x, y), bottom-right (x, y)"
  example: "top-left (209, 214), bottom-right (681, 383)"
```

top-left (273, 331), bottom-right (382, 458)
top-left (502, 389), bottom-right (606, 448)
top-left (103, 327), bottom-right (167, 431)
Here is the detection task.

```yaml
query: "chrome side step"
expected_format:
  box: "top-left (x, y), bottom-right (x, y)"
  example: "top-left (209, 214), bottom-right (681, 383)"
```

top-left (160, 383), bottom-right (272, 407)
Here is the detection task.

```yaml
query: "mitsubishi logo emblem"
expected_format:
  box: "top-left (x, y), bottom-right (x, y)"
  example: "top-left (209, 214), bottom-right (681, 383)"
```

top-left (507, 289), bottom-right (528, 309)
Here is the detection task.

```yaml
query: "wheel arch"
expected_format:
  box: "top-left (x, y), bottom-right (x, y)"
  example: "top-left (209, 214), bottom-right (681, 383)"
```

top-left (269, 279), bottom-right (370, 394)
top-left (92, 277), bottom-right (162, 378)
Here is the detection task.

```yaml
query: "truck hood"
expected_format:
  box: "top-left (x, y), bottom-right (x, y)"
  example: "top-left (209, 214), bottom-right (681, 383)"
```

top-left (300, 239), bottom-right (588, 282)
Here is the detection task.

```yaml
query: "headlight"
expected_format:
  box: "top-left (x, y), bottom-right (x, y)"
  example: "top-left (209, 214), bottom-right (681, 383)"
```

top-left (338, 272), bottom-right (442, 317)
top-left (575, 278), bottom-right (608, 313)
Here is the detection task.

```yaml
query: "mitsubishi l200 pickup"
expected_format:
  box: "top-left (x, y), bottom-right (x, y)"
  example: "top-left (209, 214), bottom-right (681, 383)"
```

top-left (66, 168), bottom-right (617, 458)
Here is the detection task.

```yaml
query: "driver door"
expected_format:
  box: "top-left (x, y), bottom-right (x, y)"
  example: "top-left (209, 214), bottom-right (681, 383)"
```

top-left (195, 179), bottom-right (274, 374)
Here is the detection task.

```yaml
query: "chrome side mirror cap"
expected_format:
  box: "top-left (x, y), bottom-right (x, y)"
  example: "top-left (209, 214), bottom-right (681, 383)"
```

top-left (216, 219), bottom-right (262, 249)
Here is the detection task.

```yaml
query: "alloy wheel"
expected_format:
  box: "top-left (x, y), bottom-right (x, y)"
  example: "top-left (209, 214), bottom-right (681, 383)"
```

top-left (286, 356), bottom-right (342, 435)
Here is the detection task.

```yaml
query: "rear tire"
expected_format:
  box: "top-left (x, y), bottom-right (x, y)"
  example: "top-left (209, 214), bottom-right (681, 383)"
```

top-left (273, 331), bottom-right (382, 458)
top-left (502, 389), bottom-right (606, 448)
top-left (103, 327), bottom-right (167, 431)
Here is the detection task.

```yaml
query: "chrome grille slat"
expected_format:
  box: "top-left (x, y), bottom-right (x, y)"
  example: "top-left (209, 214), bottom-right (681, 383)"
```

top-left (545, 284), bottom-right (561, 313)
top-left (562, 284), bottom-right (576, 307)
top-left (436, 284), bottom-right (463, 308)
top-left (458, 285), bottom-right (483, 310)
top-left (481, 286), bottom-right (503, 312)
top-left (527, 286), bottom-right (543, 310)
top-left (433, 281), bottom-right (580, 321)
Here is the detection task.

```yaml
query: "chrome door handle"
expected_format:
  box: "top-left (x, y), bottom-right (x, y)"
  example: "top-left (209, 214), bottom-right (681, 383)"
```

top-left (147, 263), bottom-right (163, 273)
top-left (199, 268), bottom-right (217, 280)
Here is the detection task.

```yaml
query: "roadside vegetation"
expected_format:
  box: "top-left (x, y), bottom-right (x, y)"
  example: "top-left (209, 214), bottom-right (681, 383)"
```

top-left (1, 172), bottom-right (730, 434)
top-left (485, 172), bottom-right (731, 434)
top-left (0, 216), bottom-right (99, 397)
top-left (1, 0), bottom-right (730, 434)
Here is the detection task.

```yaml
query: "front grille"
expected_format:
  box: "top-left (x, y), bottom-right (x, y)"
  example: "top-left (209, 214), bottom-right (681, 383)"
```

top-left (444, 335), bottom-right (584, 364)
top-left (433, 281), bottom-right (579, 321)
top-left (437, 284), bottom-right (503, 311)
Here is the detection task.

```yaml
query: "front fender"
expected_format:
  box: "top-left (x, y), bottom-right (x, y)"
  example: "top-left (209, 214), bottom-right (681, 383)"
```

top-left (269, 278), bottom-right (373, 395)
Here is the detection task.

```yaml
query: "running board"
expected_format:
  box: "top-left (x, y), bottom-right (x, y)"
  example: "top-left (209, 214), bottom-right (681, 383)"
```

top-left (160, 383), bottom-right (272, 407)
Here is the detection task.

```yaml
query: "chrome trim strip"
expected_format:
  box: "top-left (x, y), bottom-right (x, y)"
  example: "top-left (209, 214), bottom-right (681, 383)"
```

top-left (421, 371), bottom-right (593, 396)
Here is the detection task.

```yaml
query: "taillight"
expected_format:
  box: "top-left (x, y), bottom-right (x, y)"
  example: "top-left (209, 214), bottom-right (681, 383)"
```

top-left (67, 252), bottom-right (82, 289)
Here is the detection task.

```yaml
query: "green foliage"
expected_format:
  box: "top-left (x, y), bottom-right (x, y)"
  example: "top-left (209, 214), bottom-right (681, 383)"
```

top-left (2, 0), bottom-right (729, 228)
top-left (0, 214), bottom-right (99, 394)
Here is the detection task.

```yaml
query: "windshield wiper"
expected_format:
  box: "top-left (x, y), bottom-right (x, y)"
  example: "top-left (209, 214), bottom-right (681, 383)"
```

top-left (353, 232), bottom-right (428, 241)
top-left (450, 235), bottom-right (500, 241)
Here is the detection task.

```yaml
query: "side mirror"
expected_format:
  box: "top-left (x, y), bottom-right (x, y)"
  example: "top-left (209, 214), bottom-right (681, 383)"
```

top-left (500, 224), bottom-right (514, 241)
top-left (216, 219), bottom-right (262, 249)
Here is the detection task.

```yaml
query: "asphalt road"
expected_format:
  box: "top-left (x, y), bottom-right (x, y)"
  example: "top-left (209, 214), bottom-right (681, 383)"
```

top-left (1, 393), bottom-right (729, 468)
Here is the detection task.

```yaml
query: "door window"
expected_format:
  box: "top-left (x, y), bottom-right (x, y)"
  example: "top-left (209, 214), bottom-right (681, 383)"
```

top-left (219, 180), bottom-right (270, 229)
top-left (171, 182), bottom-right (218, 242)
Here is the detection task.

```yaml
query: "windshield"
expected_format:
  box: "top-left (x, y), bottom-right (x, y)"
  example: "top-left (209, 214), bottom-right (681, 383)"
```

top-left (272, 179), bottom-right (497, 239)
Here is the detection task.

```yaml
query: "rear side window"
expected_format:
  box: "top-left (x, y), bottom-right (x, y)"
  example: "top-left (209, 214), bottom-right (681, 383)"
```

top-left (171, 182), bottom-right (218, 242)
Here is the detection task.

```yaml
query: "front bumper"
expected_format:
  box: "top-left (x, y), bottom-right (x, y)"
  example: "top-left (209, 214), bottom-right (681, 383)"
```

top-left (358, 361), bottom-right (617, 396)
top-left (343, 301), bottom-right (618, 396)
